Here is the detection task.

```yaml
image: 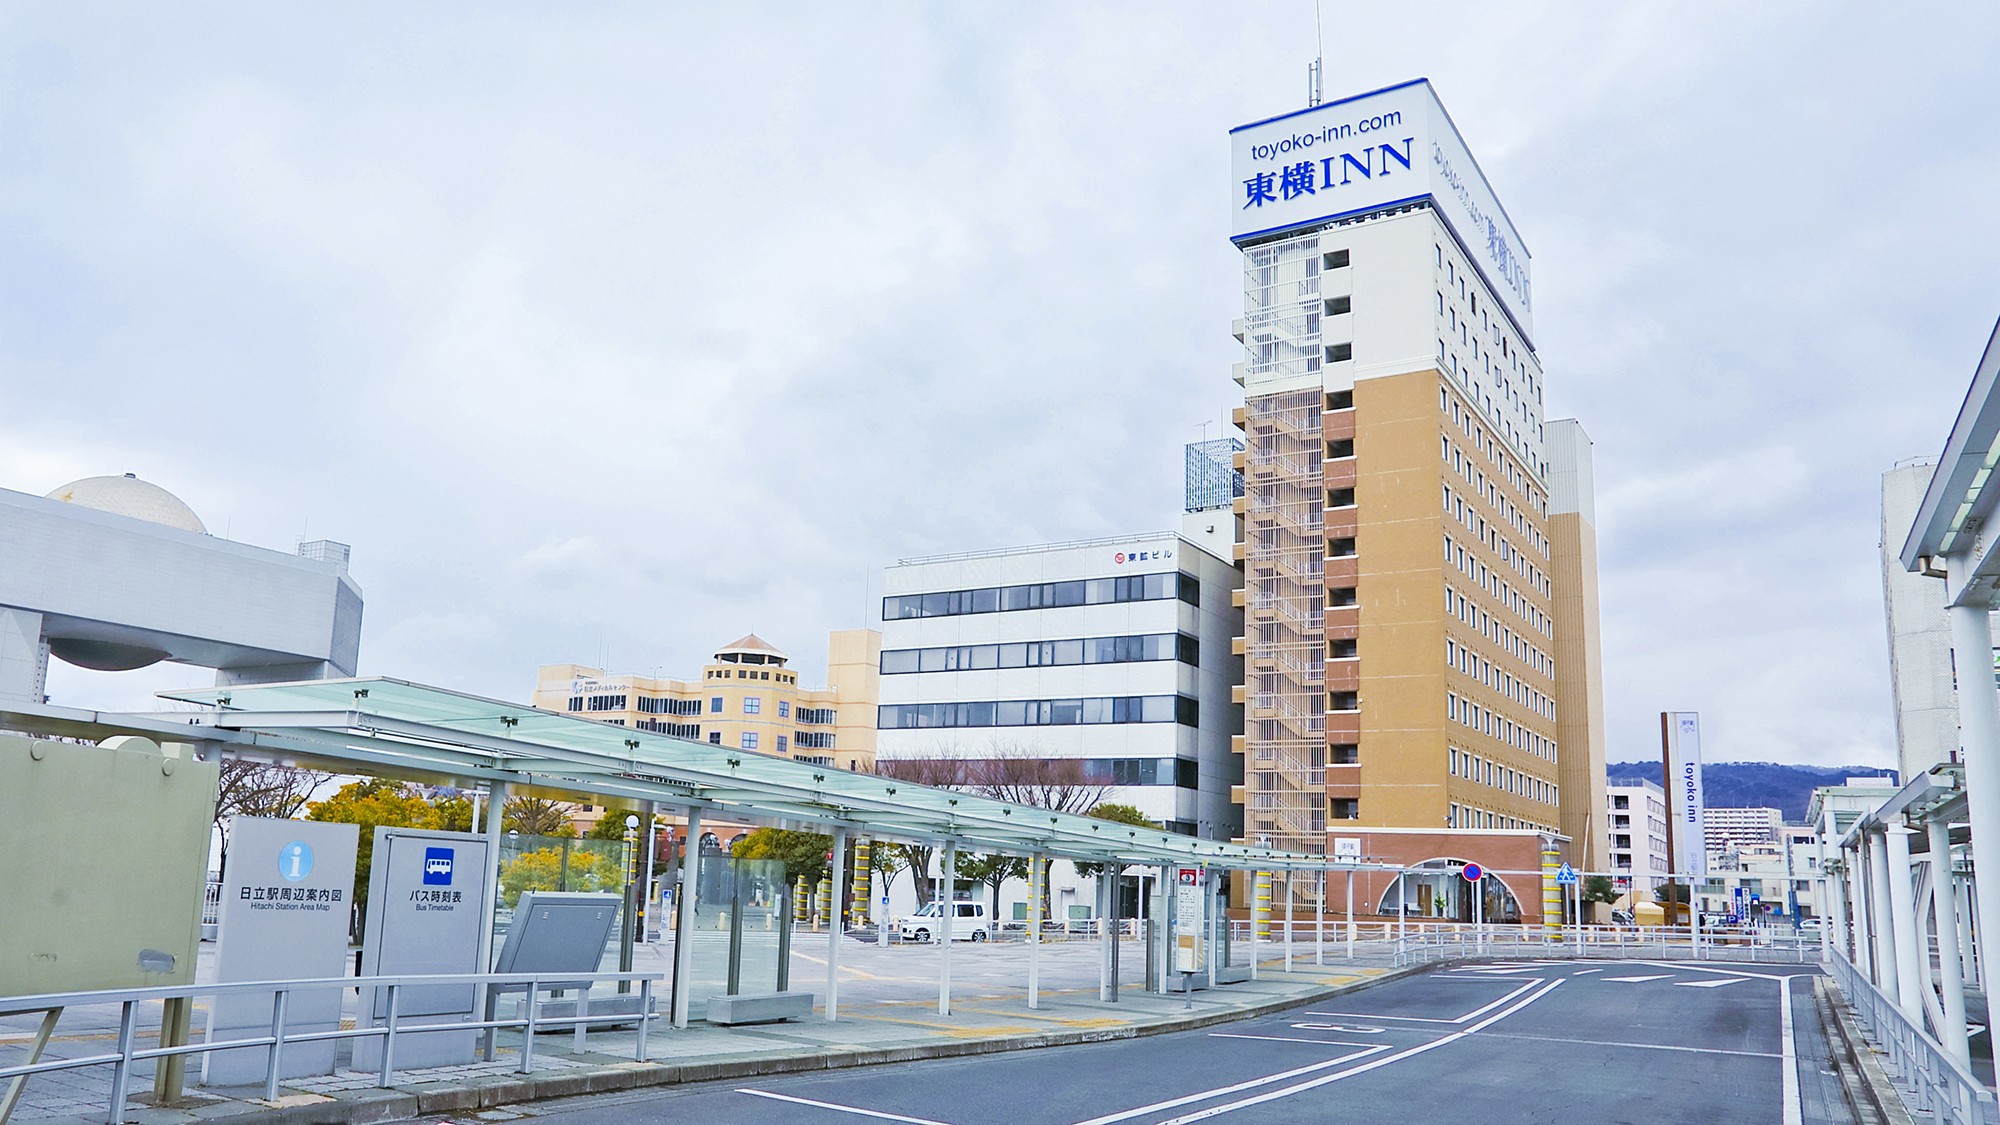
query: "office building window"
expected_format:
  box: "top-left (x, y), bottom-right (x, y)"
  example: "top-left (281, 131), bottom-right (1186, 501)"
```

top-left (880, 633), bottom-right (1197, 674)
top-left (566, 696), bottom-right (583, 711)
top-left (741, 732), bottom-right (759, 750)
top-left (777, 734), bottom-right (788, 753)
top-left (744, 697), bottom-right (762, 715)
top-left (882, 571), bottom-right (1198, 620)
top-left (585, 694), bottom-right (626, 712)
top-left (709, 697), bottom-right (723, 713)
top-left (794, 731), bottom-right (836, 750)
top-left (778, 701), bottom-right (791, 719)
top-left (877, 695), bottom-right (1197, 730)
top-left (708, 731), bottom-right (721, 745)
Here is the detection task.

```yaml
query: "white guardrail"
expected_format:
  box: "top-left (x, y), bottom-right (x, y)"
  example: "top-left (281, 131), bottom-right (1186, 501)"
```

top-left (1221, 919), bottom-right (1824, 964)
top-left (0, 970), bottom-right (663, 1125)
top-left (1826, 950), bottom-right (1999, 1124)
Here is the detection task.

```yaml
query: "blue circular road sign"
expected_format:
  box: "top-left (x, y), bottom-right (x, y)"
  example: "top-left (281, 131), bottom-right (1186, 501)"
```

top-left (1461, 862), bottom-right (1483, 882)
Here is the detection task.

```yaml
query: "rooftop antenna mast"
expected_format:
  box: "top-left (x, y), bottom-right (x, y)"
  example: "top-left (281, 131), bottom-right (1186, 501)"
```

top-left (1307, 0), bottom-right (1324, 106)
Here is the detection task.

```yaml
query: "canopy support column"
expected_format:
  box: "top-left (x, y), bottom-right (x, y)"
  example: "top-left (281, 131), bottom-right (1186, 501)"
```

top-left (827, 826), bottom-right (847, 1022)
top-left (1885, 826), bottom-right (1927, 1024)
top-left (1928, 819), bottom-right (1971, 1067)
top-left (1948, 590), bottom-right (2000, 1049)
top-left (938, 841), bottom-right (955, 1016)
top-left (671, 807), bottom-right (703, 1029)
top-left (1028, 853), bottom-right (1045, 1010)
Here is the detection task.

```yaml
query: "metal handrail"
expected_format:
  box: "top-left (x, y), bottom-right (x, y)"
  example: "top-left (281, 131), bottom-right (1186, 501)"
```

top-left (0, 970), bottom-right (664, 1125)
top-left (1826, 948), bottom-right (1998, 1124)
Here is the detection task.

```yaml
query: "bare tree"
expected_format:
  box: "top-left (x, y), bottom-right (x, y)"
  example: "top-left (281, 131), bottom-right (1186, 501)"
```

top-left (504, 796), bottom-right (580, 837)
top-left (212, 758), bottom-right (335, 873)
top-left (879, 744), bottom-right (1111, 918)
top-left (964, 744), bottom-right (1110, 814)
top-left (873, 756), bottom-right (973, 905)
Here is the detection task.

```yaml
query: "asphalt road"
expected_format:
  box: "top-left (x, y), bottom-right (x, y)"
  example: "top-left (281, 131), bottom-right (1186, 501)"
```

top-left (482, 958), bottom-right (1848, 1125)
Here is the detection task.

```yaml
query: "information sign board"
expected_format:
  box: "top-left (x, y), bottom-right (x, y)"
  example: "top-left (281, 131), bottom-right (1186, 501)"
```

top-left (1173, 867), bottom-right (1206, 974)
top-left (355, 827), bottom-right (493, 1069)
top-left (203, 817), bottom-right (357, 1085)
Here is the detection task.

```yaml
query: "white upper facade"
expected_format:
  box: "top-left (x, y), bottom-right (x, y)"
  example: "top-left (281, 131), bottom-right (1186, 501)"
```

top-left (1234, 199), bottom-right (1547, 480)
top-left (878, 531), bottom-right (1242, 839)
top-left (1607, 780), bottom-right (1668, 887)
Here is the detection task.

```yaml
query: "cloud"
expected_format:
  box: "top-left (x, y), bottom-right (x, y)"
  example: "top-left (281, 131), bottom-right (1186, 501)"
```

top-left (5, 3), bottom-right (2000, 767)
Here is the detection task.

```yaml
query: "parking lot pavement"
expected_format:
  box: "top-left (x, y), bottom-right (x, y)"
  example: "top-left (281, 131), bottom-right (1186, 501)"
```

top-left (508, 958), bottom-right (1846, 1125)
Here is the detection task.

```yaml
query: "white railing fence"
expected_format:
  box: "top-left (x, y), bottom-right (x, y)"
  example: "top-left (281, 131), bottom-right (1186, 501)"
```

top-left (1826, 949), bottom-right (1998, 1124)
top-left (0, 970), bottom-right (661, 1125)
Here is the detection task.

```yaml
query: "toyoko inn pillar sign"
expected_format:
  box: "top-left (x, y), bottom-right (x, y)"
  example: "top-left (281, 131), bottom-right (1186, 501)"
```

top-left (203, 817), bottom-right (359, 1085)
top-left (354, 827), bottom-right (494, 1069)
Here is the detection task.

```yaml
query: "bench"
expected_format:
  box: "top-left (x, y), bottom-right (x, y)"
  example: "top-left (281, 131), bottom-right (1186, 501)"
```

top-left (704, 991), bottom-right (815, 1025)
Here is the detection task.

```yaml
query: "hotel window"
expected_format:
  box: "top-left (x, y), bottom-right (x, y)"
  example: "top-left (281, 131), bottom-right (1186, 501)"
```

top-left (1326, 294), bottom-right (1351, 314)
top-left (777, 734), bottom-right (789, 753)
top-left (708, 732), bottom-right (721, 744)
top-left (709, 697), bottom-right (723, 713)
top-left (1332, 743), bottom-right (1358, 764)
top-left (1325, 248), bottom-right (1350, 269)
top-left (1331, 798), bottom-right (1359, 820)
top-left (741, 732), bottom-right (759, 750)
top-left (1327, 343), bottom-right (1353, 362)
top-left (744, 697), bottom-right (762, 715)
top-left (778, 701), bottom-right (791, 718)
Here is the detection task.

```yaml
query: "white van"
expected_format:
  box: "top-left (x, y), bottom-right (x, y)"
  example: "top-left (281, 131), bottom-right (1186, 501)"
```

top-left (899, 900), bottom-right (991, 943)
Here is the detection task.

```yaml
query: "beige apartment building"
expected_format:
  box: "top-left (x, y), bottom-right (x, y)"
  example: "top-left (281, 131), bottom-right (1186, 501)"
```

top-left (531, 630), bottom-right (881, 774)
top-left (1226, 80), bottom-right (1607, 918)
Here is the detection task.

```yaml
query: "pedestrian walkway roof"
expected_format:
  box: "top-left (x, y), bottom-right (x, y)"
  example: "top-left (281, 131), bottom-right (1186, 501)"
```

top-left (158, 677), bottom-right (1359, 874)
top-left (1902, 315), bottom-right (2000, 607)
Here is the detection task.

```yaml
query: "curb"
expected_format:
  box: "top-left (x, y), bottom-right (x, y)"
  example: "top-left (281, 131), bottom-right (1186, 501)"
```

top-left (203, 965), bottom-right (1429, 1124)
top-left (1815, 976), bottom-right (1916, 1125)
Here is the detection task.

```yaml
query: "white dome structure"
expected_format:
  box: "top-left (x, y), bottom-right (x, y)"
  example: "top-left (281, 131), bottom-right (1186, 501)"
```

top-left (44, 474), bottom-right (206, 534)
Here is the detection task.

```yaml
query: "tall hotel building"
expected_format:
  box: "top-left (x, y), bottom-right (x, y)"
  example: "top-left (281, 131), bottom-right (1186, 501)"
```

top-left (1228, 79), bottom-right (1607, 898)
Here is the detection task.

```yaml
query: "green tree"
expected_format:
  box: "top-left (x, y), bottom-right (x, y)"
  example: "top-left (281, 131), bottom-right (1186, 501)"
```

top-left (498, 845), bottom-right (621, 909)
top-left (586, 808), bottom-right (644, 840)
top-left (1581, 875), bottom-right (1619, 906)
top-left (433, 793), bottom-right (475, 833)
top-left (305, 779), bottom-right (442, 927)
top-left (732, 828), bottom-right (832, 884)
top-left (1072, 803), bottom-right (1157, 879)
top-left (956, 852), bottom-right (1029, 919)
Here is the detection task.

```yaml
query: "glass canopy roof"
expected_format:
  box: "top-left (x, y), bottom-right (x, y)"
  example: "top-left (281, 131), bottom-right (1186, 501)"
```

top-left (163, 676), bottom-right (1359, 873)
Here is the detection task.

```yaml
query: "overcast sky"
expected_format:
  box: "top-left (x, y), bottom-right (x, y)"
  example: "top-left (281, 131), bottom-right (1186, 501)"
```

top-left (4, 4), bottom-right (1997, 769)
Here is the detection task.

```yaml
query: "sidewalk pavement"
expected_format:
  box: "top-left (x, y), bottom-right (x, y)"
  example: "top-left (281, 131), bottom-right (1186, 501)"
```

top-left (3, 939), bottom-right (1409, 1125)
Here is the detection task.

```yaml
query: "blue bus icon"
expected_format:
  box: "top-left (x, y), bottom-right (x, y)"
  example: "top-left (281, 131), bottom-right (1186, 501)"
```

top-left (423, 847), bottom-right (454, 885)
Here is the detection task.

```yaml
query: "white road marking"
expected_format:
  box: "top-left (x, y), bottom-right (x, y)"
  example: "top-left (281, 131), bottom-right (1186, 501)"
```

top-left (1146, 978), bottom-right (1565, 1124)
top-left (1779, 975), bottom-right (1801, 1125)
top-left (737, 1088), bottom-right (955, 1125)
top-left (1069, 1045), bottom-right (1391, 1125)
top-left (1304, 979), bottom-right (1540, 1024)
top-left (1676, 978), bottom-right (1744, 989)
top-left (1599, 974), bottom-right (1672, 983)
top-left (1210, 1033), bottom-right (1385, 1047)
top-left (1572, 968), bottom-right (1600, 974)
top-left (1448, 965), bottom-right (1541, 975)
top-left (1288, 1022), bottom-right (1383, 1033)
top-left (1476, 1031), bottom-right (1780, 1059)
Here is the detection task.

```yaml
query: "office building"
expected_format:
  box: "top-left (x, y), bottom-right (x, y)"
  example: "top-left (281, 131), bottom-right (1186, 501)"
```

top-left (531, 630), bottom-right (881, 774)
top-left (876, 521), bottom-right (1243, 840)
top-left (1606, 779), bottom-right (1668, 898)
top-left (1880, 459), bottom-right (1963, 778)
top-left (1226, 79), bottom-right (1606, 896)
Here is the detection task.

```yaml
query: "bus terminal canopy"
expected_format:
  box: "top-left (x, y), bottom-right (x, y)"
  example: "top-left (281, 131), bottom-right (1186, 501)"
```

top-left (156, 676), bottom-right (1359, 874)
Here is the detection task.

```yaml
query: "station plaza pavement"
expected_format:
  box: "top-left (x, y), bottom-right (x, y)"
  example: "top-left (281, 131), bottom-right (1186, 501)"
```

top-left (0, 931), bottom-right (1404, 1124)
